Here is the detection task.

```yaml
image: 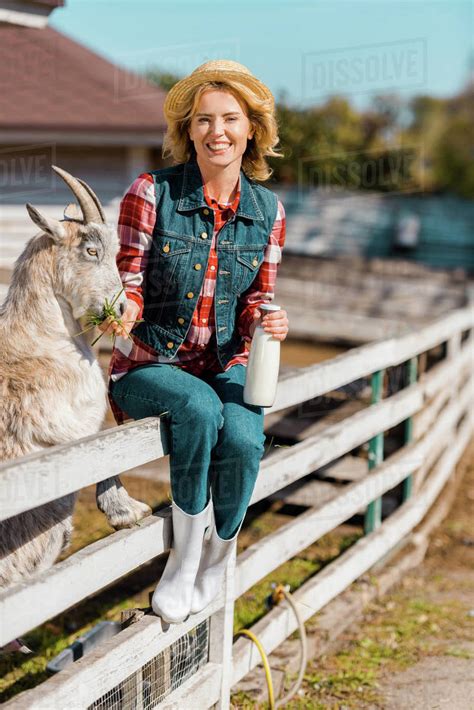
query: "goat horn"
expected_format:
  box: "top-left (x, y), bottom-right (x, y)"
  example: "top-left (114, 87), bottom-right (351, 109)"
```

top-left (51, 165), bottom-right (104, 224)
top-left (76, 177), bottom-right (107, 223)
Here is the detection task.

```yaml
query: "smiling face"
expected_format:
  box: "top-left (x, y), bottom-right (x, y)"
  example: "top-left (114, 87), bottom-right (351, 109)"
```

top-left (187, 89), bottom-right (254, 171)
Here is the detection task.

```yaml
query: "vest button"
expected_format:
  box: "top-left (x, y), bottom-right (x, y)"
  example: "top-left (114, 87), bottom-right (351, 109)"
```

top-left (252, 258), bottom-right (258, 266)
top-left (186, 292), bottom-right (194, 299)
top-left (203, 208), bottom-right (210, 215)
top-left (163, 243), bottom-right (170, 253)
top-left (200, 231), bottom-right (208, 239)
top-left (194, 263), bottom-right (202, 270)
top-left (166, 341), bottom-right (174, 349)
top-left (177, 317), bottom-right (185, 324)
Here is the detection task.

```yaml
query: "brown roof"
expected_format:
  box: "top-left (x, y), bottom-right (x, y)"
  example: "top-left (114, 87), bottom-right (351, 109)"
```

top-left (32, 1), bottom-right (64, 7)
top-left (0, 25), bottom-right (167, 133)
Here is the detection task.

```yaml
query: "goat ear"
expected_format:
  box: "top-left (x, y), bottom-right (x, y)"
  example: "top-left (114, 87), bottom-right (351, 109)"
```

top-left (63, 202), bottom-right (83, 222)
top-left (26, 203), bottom-right (67, 242)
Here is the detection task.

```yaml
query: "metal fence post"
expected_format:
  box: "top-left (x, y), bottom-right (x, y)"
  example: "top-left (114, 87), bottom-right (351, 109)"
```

top-left (364, 369), bottom-right (384, 534)
top-left (402, 356), bottom-right (418, 501)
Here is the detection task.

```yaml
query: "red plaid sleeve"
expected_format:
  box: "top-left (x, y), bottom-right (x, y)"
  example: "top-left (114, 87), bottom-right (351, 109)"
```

top-left (236, 199), bottom-right (286, 342)
top-left (116, 173), bottom-right (156, 320)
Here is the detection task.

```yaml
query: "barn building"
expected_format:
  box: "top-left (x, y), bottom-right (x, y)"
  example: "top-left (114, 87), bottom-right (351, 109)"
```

top-left (0, 0), bottom-right (167, 283)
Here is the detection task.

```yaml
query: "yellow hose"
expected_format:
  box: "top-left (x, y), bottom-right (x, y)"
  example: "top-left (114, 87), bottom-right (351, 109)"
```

top-left (234, 628), bottom-right (275, 709)
top-left (235, 583), bottom-right (308, 708)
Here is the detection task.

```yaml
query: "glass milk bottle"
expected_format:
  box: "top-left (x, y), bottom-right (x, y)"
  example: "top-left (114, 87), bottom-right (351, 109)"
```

top-left (243, 304), bottom-right (281, 407)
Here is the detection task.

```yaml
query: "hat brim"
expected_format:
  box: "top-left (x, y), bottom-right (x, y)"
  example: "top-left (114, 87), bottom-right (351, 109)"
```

top-left (164, 70), bottom-right (274, 117)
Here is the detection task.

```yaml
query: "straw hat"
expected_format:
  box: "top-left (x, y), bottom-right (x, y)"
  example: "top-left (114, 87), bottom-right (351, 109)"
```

top-left (163, 59), bottom-right (274, 117)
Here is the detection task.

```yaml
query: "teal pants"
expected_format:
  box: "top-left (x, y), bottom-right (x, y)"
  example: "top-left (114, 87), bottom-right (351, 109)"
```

top-left (109, 363), bottom-right (265, 539)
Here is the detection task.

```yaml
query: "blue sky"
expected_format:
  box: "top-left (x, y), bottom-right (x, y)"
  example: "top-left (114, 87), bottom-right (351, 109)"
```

top-left (51, 0), bottom-right (472, 110)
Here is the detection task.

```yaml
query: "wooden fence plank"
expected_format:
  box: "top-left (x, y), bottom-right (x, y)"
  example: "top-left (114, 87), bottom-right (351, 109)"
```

top-left (267, 478), bottom-right (340, 507)
top-left (251, 383), bottom-right (423, 505)
top-left (254, 337), bottom-right (472, 505)
top-left (0, 418), bottom-right (167, 522)
top-left (421, 336), bottom-right (471, 400)
top-left (414, 342), bottom-right (472, 440)
top-left (268, 307), bottom-right (473, 414)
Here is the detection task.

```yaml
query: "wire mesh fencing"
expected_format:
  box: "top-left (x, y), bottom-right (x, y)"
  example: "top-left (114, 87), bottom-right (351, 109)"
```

top-left (88, 618), bottom-right (210, 709)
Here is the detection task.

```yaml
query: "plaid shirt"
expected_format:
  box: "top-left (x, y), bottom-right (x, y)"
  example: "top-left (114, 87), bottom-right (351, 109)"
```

top-left (108, 171), bottom-right (286, 425)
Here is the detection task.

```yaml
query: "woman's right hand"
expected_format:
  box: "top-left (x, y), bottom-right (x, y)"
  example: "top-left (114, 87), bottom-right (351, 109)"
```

top-left (98, 299), bottom-right (141, 338)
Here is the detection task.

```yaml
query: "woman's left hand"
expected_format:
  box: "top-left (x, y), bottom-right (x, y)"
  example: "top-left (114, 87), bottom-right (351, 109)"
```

top-left (261, 309), bottom-right (289, 341)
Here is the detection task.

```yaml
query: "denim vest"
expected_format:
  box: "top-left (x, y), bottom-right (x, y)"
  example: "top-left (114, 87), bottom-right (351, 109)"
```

top-left (132, 156), bottom-right (279, 369)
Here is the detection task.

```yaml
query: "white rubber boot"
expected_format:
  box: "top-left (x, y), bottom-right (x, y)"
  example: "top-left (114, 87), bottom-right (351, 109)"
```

top-left (152, 498), bottom-right (212, 624)
top-left (190, 516), bottom-right (244, 615)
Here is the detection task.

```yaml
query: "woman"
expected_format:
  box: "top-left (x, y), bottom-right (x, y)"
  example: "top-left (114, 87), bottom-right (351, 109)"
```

top-left (101, 59), bottom-right (289, 624)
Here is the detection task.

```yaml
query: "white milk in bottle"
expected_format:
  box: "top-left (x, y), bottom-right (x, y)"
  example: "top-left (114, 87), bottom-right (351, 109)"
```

top-left (243, 303), bottom-right (281, 407)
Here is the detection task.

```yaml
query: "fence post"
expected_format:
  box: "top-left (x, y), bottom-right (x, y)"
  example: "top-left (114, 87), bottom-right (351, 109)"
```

top-left (446, 331), bottom-right (462, 365)
top-left (364, 369), bottom-right (384, 534)
top-left (209, 548), bottom-right (237, 709)
top-left (402, 356), bottom-right (418, 501)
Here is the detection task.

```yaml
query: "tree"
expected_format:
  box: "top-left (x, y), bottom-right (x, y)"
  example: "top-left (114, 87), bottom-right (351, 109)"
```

top-left (142, 66), bottom-right (474, 197)
top-left (146, 69), bottom-right (183, 92)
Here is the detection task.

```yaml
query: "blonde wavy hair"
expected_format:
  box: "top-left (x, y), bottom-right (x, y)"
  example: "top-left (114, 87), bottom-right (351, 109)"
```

top-left (162, 79), bottom-right (283, 182)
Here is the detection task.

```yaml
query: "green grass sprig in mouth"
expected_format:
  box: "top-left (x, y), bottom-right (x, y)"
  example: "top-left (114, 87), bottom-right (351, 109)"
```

top-left (74, 288), bottom-right (143, 347)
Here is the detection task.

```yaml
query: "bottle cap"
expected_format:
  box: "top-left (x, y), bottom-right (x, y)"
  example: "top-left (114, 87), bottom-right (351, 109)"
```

top-left (259, 303), bottom-right (281, 312)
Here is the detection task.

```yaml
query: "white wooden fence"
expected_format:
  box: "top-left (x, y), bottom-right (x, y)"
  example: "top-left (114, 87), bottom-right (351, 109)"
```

top-left (1, 306), bottom-right (473, 709)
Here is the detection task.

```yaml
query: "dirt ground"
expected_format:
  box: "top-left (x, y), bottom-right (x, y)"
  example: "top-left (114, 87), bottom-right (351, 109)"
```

top-left (376, 438), bottom-right (474, 710)
top-left (278, 436), bottom-right (474, 710)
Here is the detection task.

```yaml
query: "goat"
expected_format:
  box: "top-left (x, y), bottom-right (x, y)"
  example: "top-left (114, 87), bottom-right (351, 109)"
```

top-left (0, 167), bottom-right (151, 605)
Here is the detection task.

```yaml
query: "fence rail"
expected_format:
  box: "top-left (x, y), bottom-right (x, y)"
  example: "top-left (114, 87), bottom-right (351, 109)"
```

top-left (1, 305), bottom-right (473, 709)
